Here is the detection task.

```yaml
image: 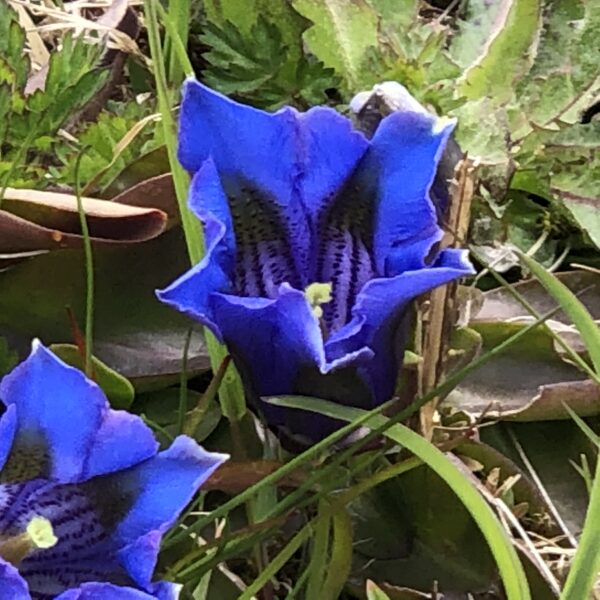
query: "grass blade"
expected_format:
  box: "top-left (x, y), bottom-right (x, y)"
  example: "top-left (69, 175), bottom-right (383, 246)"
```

top-left (269, 395), bottom-right (531, 600)
top-left (519, 253), bottom-right (600, 600)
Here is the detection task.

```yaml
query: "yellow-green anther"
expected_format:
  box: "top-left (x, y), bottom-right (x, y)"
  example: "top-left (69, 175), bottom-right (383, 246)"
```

top-left (304, 282), bottom-right (333, 319)
top-left (26, 516), bottom-right (57, 550)
top-left (0, 516), bottom-right (58, 565)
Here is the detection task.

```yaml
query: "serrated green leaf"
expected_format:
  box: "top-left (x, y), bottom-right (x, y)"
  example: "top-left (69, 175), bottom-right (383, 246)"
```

top-left (201, 19), bottom-right (288, 98)
top-left (203, 0), bottom-right (307, 61)
top-left (457, 0), bottom-right (541, 102)
top-left (292, 0), bottom-right (380, 91)
top-left (200, 18), bottom-right (338, 109)
top-left (0, 4), bottom-right (29, 90)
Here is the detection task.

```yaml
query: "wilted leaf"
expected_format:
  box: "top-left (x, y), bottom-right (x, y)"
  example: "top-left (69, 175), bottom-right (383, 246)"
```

top-left (109, 173), bottom-right (178, 224)
top-left (473, 270), bottom-right (600, 323)
top-left (204, 460), bottom-right (307, 493)
top-left (0, 187), bottom-right (167, 255)
top-left (103, 145), bottom-right (170, 197)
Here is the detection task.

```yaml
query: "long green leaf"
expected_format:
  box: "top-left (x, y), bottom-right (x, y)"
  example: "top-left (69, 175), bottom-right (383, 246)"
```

top-left (269, 396), bottom-right (531, 600)
top-left (321, 503), bottom-right (353, 600)
top-left (520, 253), bottom-right (600, 600)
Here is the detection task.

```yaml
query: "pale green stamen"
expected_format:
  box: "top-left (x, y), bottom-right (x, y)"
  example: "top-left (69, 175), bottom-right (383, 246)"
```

top-left (305, 282), bottom-right (333, 319)
top-left (0, 516), bottom-right (58, 565)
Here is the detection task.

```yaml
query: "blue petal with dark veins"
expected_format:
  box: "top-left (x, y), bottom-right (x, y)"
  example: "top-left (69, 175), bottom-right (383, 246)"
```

top-left (0, 557), bottom-right (30, 599)
top-left (0, 343), bottom-right (157, 483)
top-left (328, 249), bottom-right (474, 407)
top-left (55, 582), bottom-right (159, 599)
top-left (0, 343), bottom-right (229, 598)
top-left (158, 79), bottom-right (473, 443)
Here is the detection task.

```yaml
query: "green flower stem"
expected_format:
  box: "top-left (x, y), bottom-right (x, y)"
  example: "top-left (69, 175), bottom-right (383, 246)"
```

top-left (74, 148), bottom-right (94, 377)
top-left (144, 0), bottom-right (246, 422)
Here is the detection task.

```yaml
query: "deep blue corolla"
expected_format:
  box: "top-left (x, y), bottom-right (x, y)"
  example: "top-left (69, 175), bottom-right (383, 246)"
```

top-left (158, 79), bottom-right (474, 444)
top-left (0, 341), bottom-right (227, 599)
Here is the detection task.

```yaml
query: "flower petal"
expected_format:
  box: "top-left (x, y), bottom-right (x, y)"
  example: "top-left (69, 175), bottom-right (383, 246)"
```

top-left (0, 342), bottom-right (105, 482)
top-left (178, 79), bottom-right (367, 218)
top-left (82, 409), bottom-right (158, 480)
top-left (55, 583), bottom-right (158, 600)
top-left (0, 342), bottom-right (157, 483)
top-left (314, 111), bottom-right (455, 332)
top-left (208, 284), bottom-right (373, 441)
top-left (366, 111), bottom-right (456, 275)
top-left (156, 167), bottom-right (233, 341)
top-left (177, 79), bottom-right (368, 292)
top-left (0, 558), bottom-right (30, 599)
top-left (0, 404), bottom-right (17, 471)
top-left (116, 531), bottom-right (161, 590)
top-left (328, 249), bottom-right (474, 406)
top-left (111, 436), bottom-right (227, 544)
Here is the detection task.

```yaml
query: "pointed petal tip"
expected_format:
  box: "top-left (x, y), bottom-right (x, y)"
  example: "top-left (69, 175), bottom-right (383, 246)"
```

top-left (167, 435), bottom-right (230, 468)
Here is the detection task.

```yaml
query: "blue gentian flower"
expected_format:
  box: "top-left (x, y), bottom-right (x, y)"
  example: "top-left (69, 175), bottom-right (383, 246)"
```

top-left (157, 80), bottom-right (474, 444)
top-left (0, 341), bottom-right (228, 599)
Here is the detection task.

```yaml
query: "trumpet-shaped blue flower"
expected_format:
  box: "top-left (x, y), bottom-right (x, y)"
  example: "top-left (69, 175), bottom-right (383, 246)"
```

top-left (158, 80), bottom-right (474, 444)
top-left (0, 341), bottom-right (228, 599)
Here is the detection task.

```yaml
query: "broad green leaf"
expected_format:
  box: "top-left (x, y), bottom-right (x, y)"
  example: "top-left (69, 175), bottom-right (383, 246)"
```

top-left (518, 256), bottom-right (600, 375)
top-left (556, 190), bottom-right (600, 249)
top-left (0, 229), bottom-right (209, 389)
top-left (451, 98), bottom-right (511, 164)
top-left (350, 467), bottom-right (498, 592)
top-left (457, 0), bottom-right (541, 102)
top-left (483, 421), bottom-right (592, 542)
top-left (269, 396), bottom-right (531, 600)
top-left (50, 343), bottom-right (135, 409)
top-left (292, 0), bottom-right (380, 90)
top-left (450, 0), bottom-right (513, 68)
